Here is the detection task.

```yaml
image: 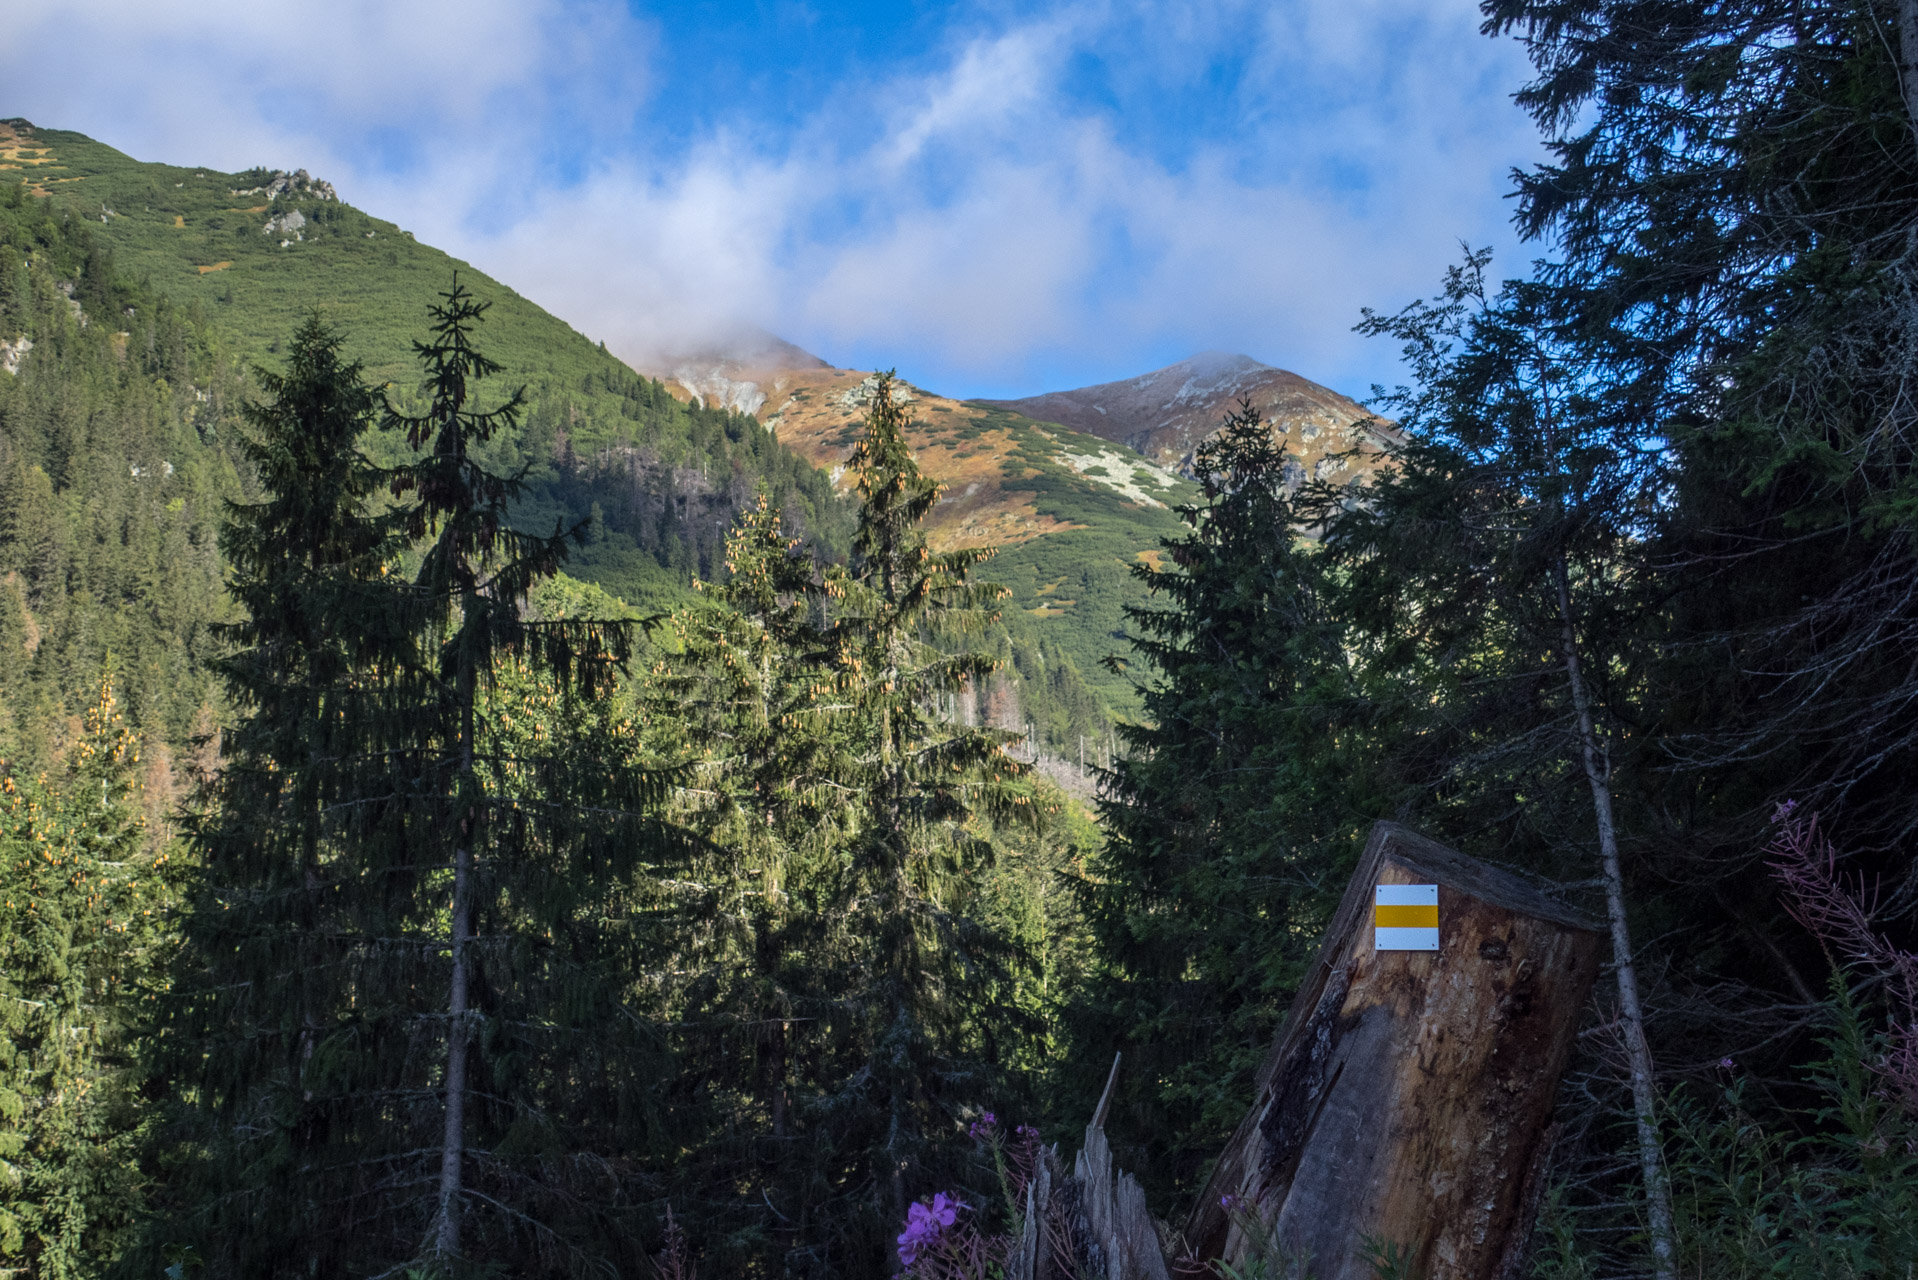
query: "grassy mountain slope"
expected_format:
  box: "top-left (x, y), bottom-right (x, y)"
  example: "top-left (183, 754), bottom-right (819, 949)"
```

top-left (982, 350), bottom-right (1402, 478)
top-left (644, 358), bottom-right (1203, 721)
top-left (0, 118), bottom-right (850, 613)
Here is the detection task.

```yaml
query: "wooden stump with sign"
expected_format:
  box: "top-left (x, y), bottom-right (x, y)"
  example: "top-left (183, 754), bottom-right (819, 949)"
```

top-left (1178, 822), bottom-right (1603, 1280)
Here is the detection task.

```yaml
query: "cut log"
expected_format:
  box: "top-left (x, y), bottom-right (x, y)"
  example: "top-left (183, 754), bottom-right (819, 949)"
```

top-left (1182, 822), bottom-right (1602, 1280)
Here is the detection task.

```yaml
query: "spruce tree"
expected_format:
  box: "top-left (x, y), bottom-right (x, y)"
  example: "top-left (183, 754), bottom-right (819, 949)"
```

top-left (825, 372), bottom-right (1035, 1248)
top-left (381, 279), bottom-right (671, 1271)
top-left (157, 295), bottom-right (675, 1277)
top-left (1074, 399), bottom-right (1363, 1199)
top-left (151, 316), bottom-right (422, 1274)
top-left (655, 377), bottom-right (1042, 1276)
top-left (642, 494), bottom-right (859, 1272)
top-left (0, 680), bottom-right (161, 1279)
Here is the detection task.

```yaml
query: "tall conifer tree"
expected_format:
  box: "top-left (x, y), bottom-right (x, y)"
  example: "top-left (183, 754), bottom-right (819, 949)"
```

top-left (382, 279), bottom-right (670, 1270)
top-left (154, 317), bottom-right (423, 1273)
top-left (159, 296), bottom-right (675, 1277)
top-left (0, 680), bottom-right (161, 1279)
top-left (827, 372), bottom-right (1034, 1239)
top-left (641, 494), bottom-right (862, 1272)
top-left (1075, 400), bottom-right (1362, 1198)
top-left (646, 380), bottom-right (1048, 1277)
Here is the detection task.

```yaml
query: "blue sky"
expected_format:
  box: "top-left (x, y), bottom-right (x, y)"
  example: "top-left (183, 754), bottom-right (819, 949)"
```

top-left (4, 0), bottom-right (1546, 400)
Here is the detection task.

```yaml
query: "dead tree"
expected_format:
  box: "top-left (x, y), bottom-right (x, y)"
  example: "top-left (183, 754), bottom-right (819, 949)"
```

top-left (1009, 1054), bottom-right (1172, 1280)
top-left (1180, 822), bottom-right (1602, 1280)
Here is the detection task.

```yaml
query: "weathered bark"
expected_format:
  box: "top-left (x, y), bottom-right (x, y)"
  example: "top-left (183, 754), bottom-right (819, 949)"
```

top-left (1009, 1054), bottom-right (1171, 1280)
top-left (1183, 822), bottom-right (1603, 1280)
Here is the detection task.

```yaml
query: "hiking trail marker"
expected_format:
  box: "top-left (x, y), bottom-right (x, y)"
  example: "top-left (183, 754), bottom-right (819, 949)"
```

top-left (1374, 883), bottom-right (1439, 950)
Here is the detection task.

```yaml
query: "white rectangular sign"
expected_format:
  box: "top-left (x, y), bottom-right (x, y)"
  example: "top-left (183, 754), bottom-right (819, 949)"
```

top-left (1375, 883), bottom-right (1439, 951)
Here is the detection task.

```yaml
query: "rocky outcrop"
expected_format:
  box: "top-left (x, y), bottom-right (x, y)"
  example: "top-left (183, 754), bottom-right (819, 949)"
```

top-left (0, 335), bottom-right (31, 376)
top-left (263, 208), bottom-right (306, 243)
top-left (231, 168), bottom-right (337, 202)
top-left (54, 282), bottom-right (87, 327)
top-left (673, 365), bottom-right (768, 416)
top-left (837, 371), bottom-right (916, 409)
top-left (662, 330), bottom-right (833, 417)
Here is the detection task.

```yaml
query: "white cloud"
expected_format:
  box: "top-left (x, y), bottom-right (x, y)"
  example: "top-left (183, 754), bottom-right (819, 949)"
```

top-left (480, 0), bottom-right (1546, 395)
top-left (0, 0), bottom-right (653, 194)
top-left (0, 0), bottom-right (1543, 398)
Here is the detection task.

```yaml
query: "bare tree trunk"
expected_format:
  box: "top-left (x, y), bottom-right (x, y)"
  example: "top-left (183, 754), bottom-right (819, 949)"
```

top-left (1901, 0), bottom-right (1918, 142)
top-left (1551, 557), bottom-right (1676, 1280)
top-left (435, 651), bottom-right (477, 1259)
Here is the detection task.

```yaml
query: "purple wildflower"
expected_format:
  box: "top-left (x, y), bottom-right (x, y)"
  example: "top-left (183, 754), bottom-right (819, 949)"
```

top-left (1220, 1193), bottom-right (1243, 1213)
top-left (968, 1112), bottom-right (998, 1142)
top-left (1767, 808), bottom-right (1918, 1117)
top-left (896, 1192), bottom-right (967, 1267)
top-left (1719, 1057), bottom-right (1735, 1071)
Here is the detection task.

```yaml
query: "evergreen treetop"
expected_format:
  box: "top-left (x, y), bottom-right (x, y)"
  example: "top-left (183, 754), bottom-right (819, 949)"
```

top-left (1076, 398), bottom-right (1365, 1199)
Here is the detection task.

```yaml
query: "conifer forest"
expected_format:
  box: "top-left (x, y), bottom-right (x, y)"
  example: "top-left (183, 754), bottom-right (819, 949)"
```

top-left (5, 1), bottom-right (1918, 1277)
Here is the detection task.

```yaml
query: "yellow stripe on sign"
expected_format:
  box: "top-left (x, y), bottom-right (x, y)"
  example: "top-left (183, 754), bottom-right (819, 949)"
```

top-left (1374, 903), bottom-right (1439, 929)
top-left (1375, 883), bottom-right (1440, 951)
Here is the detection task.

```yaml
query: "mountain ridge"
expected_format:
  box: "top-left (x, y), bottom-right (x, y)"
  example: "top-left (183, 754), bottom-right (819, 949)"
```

top-left (981, 351), bottom-right (1402, 482)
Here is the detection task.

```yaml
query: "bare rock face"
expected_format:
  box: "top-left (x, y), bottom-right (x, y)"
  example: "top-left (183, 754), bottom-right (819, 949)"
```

top-left (263, 209), bottom-right (306, 242)
top-left (232, 168), bottom-right (338, 202)
top-left (673, 364), bottom-right (768, 416)
top-left (0, 335), bottom-right (32, 376)
top-left (659, 328), bottom-right (834, 417)
top-left (980, 352), bottom-right (1401, 482)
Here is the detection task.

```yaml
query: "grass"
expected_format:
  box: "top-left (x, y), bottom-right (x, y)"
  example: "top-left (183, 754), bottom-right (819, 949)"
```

top-left (2, 118), bottom-right (853, 603)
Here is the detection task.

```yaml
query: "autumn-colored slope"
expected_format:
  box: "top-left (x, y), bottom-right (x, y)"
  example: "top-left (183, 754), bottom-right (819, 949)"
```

top-left (982, 350), bottom-right (1403, 482)
top-left (652, 355), bottom-right (1194, 550)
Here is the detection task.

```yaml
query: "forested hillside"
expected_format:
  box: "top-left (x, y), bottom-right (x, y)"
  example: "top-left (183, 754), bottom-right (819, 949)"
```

top-left (0, 177), bottom-right (236, 782)
top-left (1, 118), bottom-right (849, 614)
top-left (3, 116), bottom-right (1177, 750)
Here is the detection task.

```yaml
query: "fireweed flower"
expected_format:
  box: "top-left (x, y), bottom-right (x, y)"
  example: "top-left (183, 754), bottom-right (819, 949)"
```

top-left (968, 1112), bottom-right (998, 1142)
top-left (896, 1192), bottom-right (967, 1267)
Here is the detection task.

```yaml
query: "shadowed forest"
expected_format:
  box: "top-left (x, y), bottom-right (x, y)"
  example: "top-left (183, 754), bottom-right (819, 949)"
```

top-left (5, 1), bottom-right (1918, 1277)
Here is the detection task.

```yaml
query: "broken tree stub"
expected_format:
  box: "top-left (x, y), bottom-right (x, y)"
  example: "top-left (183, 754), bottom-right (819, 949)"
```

top-left (1183, 822), bottom-right (1602, 1280)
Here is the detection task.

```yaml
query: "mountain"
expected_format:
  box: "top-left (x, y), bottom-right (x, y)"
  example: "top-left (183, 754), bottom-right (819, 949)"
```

top-left (0, 117), bottom-right (850, 615)
top-left (2, 118), bottom-right (1391, 741)
top-left (981, 351), bottom-right (1402, 481)
top-left (641, 352), bottom-right (1199, 723)
top-left (0, 119), bottom-right (1187, 734)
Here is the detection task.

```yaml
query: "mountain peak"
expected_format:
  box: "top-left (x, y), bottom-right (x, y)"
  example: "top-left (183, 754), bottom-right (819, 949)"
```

top-left (979, 355), bottom-right (1394, 474)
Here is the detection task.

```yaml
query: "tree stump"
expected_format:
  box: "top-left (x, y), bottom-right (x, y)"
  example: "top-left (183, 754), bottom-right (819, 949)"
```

top-left (1181, 822), bottom-right (1602, 1280)
top-left (1011, 1053), bottom-right (1173, 1280)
